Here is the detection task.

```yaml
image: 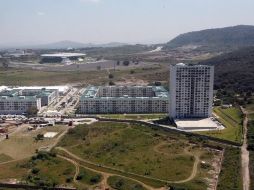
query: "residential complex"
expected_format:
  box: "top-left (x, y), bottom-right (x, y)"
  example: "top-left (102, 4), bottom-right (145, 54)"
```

top-left (169, 63), bottom-right (214, 119)
top-left (80, 86), bottom-right (169, 114)
top-left (0, 88), bottom-right (59, 114)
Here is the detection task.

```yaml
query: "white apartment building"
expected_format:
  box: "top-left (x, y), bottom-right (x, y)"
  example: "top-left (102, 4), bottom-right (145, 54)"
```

top-left (0, 87), bottom-right (60, 115)
top-left (169, 63), bottom-right (214, 118)
top-left (0, 96), bottom-right (41, 115)
top-left (80, 86), bottom-right (169, 114)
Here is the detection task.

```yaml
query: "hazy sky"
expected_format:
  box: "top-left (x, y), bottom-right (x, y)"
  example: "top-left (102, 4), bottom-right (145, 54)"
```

top-left (1, 0), bottom-right (254, 45)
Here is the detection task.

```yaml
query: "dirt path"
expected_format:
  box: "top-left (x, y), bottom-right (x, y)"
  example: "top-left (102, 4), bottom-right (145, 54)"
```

top-left (58, 155), bottom-right (80, 184)
top-left (240, 107), bottom-right (250, 190)
top-left (56, 147), bottom-right (167, 190)
top-left (153, 142), bottom-right (200, 184)
top-left (0, 156), bottom-right (31, 165)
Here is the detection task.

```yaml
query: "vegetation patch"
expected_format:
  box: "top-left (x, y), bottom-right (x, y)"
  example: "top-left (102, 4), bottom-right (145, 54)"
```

top-left (0, 153), bottom-right (13, 163)
top-left (98, 114), bottom-right (167, 120)
top-left (217, 147), bottom-right (242, 190)
top-left (249, 151), bottom-right (254, 190)
top-left (107, 176), bottom-right (146, 190)
top-left (0, 159), bottom-right (29, 181)
top-left (59, 122), bottom-right (195, 181)
top-left (247, 117), bottom-right (254, 189)
top-left (58, 121), bottom-right (216, 189)
top-left (76, 167), bottom-right (102, 185)
top-left (25, 152), bottom-right (76, 187)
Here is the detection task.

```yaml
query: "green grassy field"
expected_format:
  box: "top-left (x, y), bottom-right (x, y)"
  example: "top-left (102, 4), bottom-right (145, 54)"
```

top-left (58, 122), bottom-right (194, 181)
top-left (57, 121), bottom-right (216, 189)
top-left (197, 107), bottom-right (243, 143)
top-left (0, 68), bottom-right (108, 86)
top-left (26, 152), bottom-right (76, 187)
top-left (107, 176), bottom-right (146, 190)
top-left (249, 113), bottom-right (254, 121)
top-left (76, 166), bottom-right (102, 186)
top-left (247, 116), bottom-right (254, 190)
top-left (97, 114), bottom-right (167, 120)
top-left (0, 152), bottom-right (103, 189)
top-left (0, 121), bottom-right (220, 190)
top-left (0, 65), bottom-right (168, 86)
top-left (217, 147), bottom-right (242, 190)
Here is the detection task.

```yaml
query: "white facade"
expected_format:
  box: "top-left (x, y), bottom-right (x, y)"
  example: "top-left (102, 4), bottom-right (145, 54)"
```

top-left (80, 86), bottom-right (169, 114)
top-left (0, 96), bottom-right (41, 114)
top-left (0, 87), bottom-right (61, 115)
top-left (169, 63), bottom-right (214, 119)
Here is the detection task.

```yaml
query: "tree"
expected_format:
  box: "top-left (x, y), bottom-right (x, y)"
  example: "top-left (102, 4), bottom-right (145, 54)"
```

top-left (154, 81), bottom-right (161, 86)
top-left (214, 99), bottom-right (222, 106)
top-left (108, 73), bottom-right (114, 79)
top-left (116, 60), bottom-right (120, 66)
top-left (1, 58), bottom-right (9, 70)
top-left (97, 66), bottom-right (101, 70)
top-left (32, 168), bottom-right (40, 174)
top-left (35, 134), bottom-right (44, 141)
top-left (90, 175), bottom-right (101, 184)
top-left (2, 62), bottom-right (9, 70)
top-left (109, 81), bottom-right (115, 86)
top-left (122, 60), bottom-right (130, 66)
top-left (130, 70), bottom-right (135, 74)
top-left (27, 106), bottom-right (38, 117)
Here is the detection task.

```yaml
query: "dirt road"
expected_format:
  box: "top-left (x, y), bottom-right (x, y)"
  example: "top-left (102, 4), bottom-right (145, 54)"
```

top-left (56, 147), bottom-right (167, 190)
top-left (241, 107), bottom-right (250, 190)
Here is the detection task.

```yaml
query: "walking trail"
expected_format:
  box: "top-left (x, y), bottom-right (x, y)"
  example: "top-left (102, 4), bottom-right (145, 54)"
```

top-left (153, 142), bottom-right (200, 183)
top-left (56, 141), bottom-right (200, 190)
top-left (241, 107), bottom-right (250, 190)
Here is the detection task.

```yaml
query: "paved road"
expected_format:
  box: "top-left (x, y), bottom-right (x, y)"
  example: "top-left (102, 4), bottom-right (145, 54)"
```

top-left (241, 107), bottom-right (250, 190)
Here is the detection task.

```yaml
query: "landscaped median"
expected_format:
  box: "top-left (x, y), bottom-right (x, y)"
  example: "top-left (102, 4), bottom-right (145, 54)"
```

top-left (196, 107), bottom-right (243, 144)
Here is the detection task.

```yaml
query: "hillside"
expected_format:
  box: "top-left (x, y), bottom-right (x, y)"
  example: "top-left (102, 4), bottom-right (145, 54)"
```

top-left (164, 25), bottom-right (254, 51)
top-left (199, 46), bottom-right (254, 92)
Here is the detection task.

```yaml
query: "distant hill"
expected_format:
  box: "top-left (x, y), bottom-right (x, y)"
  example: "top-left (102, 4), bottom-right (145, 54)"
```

top-left (199, 46), bottom-right (254, 92)
top-left (164, 25), bottom-right (254, 51)
top-left (0, 41), bottom-right (128, 50)
top-left (37, 40), bottom-right (90, 49)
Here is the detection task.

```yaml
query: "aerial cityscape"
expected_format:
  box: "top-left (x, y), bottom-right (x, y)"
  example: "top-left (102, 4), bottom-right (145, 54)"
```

top-left (0, 0), bottom-right (254, 190)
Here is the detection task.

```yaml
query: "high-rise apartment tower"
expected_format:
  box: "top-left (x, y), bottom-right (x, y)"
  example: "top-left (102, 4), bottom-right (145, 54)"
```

top-left (169, 63), bottom-right (214, 118)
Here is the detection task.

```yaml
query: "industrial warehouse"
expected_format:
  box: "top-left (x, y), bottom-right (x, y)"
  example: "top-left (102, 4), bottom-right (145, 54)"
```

top-left (79, 86), bottom-right (169, 114)
top-left (40, 53), bottom-right (86, 64)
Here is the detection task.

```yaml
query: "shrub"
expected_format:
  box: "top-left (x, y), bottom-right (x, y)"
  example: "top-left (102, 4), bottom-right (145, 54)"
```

top-left (66, 177), bottom-right (72, 183)
top-left (122, 60), bottom-right (130, 66)
top-left (32, 168), bottom-right (40, 174)
top-left (90, 175), bottom-right (101, 184)
top-left (109, 73), bottom-right (114, 79)
top-left (109, 81), bottom-right (115, 86)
